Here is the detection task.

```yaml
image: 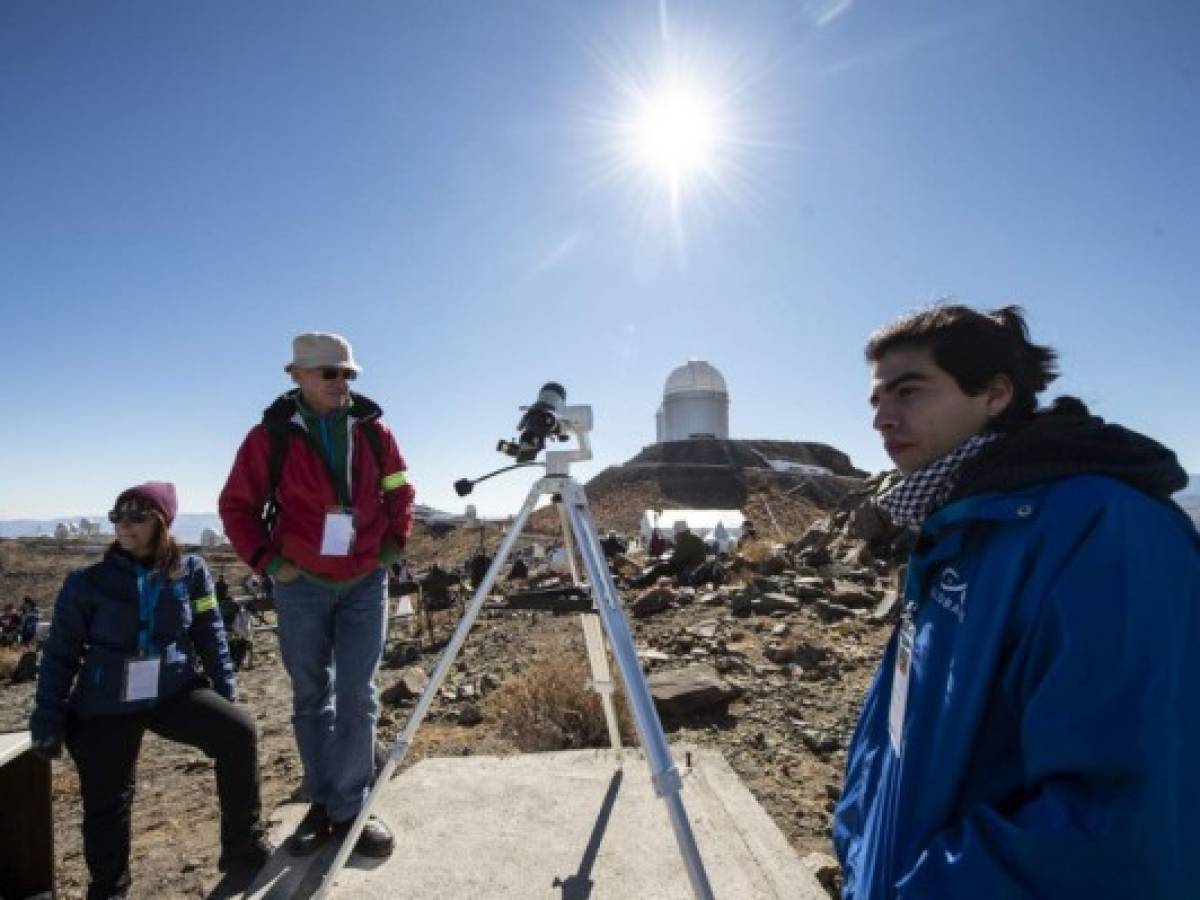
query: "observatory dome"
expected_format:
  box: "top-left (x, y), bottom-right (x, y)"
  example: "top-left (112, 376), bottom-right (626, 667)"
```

top-left (656, 360), bottom-right (730, 442)
top-left (664, 361), bottom-right (728, 396)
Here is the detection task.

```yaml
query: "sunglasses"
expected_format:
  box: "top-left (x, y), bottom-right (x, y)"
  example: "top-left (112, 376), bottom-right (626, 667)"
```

top-left (108, 508), bottom-right (153, 525)
top-left (318, 368), bottom-right (357, 381)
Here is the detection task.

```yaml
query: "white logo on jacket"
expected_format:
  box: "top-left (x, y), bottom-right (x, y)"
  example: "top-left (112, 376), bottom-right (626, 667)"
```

top-left (932, 567), bottom-right (967, 623)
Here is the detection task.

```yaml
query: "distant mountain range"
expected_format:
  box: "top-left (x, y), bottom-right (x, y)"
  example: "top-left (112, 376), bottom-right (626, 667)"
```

top-left (0, 513), bottom-right (223, 544)
top-left (1177, 475), bottom-right (1200, 526)
top-left (0, 504), bottom-right (463, 544)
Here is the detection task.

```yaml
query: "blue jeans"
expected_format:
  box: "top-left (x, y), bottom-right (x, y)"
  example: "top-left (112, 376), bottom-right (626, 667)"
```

top-left (274, 567), bottom-right (387, 822)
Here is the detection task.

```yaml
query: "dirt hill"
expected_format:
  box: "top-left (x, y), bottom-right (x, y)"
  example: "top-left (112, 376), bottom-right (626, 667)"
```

top-left (575, 438), bottom-right (869, 539)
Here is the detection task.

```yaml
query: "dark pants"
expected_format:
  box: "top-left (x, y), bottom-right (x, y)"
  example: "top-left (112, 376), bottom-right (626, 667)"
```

top-left (66, 686), bottom-right (262, 900)
top-left (230, 636), bottom-right (253, 670)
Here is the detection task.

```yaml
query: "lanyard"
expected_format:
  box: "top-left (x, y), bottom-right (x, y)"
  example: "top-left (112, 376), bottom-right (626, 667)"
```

top-left (136, 568), bottom-right (161, 656)
top-left (317, 417), bottom-right (335, 471)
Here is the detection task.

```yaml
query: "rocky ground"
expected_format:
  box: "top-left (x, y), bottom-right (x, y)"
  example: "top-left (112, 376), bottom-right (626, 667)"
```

top-left (0, 478), bottom-right (904, 899)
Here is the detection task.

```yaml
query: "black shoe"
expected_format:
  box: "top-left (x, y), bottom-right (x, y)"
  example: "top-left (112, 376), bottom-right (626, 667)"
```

top-left (218, 833), bottom-right (276, 873)
top-left (287, 803), bottom-right (331, 856)
top-left (331, 814), bottom-right (395, 858)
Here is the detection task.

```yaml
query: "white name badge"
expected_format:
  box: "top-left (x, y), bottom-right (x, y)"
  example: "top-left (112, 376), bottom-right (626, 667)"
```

top-left (320, 509), bottom-right (356, 556)
top-left (123, 657), bottom-right (161, 703)
top-left (888, 620), bottom-right (914, 756)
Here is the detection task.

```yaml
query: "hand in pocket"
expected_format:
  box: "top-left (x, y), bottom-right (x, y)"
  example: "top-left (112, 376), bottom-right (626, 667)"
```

top-left (276, 562), bottom-right (301, 584)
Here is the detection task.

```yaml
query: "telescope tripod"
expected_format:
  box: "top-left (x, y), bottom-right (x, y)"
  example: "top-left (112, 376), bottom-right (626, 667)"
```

top-left (315, 472), bottom-right (716, 900)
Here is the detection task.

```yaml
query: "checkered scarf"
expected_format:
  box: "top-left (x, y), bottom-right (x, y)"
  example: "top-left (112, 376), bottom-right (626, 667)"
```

top-left (876, 432), bottom-right (1000, 526)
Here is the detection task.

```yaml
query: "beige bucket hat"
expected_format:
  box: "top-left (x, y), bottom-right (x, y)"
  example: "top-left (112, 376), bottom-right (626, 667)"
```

top-left (284, 332), bottom-right (362, 374)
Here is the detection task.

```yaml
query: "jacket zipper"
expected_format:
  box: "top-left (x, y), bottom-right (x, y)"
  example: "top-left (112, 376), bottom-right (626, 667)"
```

top-left (288, 422), bottom-right (351, 506)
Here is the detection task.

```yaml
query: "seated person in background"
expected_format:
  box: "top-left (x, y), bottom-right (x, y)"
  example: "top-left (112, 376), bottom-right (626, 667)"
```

top-left (468, 552), bottom-right (492, 589)
top-left (19, 597), bottom-right (40, 645)
top-left (0, 603), bottom-right (19, 644)
top-left (508, 557), bottom-right (529, 581)
top-left (631, 525), bottom-right (710, 588)
top-left (230, 599), bottom-right (255, 671)
top-left (600, 530), bottom-right (626, 559)
top-left (214, 572), bottom-right (230, 605)
top-left (737, 519), bottom-right (759, 549)
top-left (648, 527), bottom-right (666, 559)
top-left (421, 563), bottom-right (458, 611)
top-left (29, 482), bottom-right (271, 899)
top-left (671, 525), bottom-right (708, 572)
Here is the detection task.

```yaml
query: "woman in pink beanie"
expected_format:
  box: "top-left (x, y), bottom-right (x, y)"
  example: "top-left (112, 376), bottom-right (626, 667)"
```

top-left (29, 481), bottom-right (273, 898)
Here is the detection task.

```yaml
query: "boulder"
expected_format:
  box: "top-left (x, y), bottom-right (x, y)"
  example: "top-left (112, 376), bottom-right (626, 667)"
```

top-left (381, 666), bottom-right (429, 706)
top-left (11, 650), bottom-right (37, 684)
top-left (648, 665), bottom-right (743, 717)
top-left (792, 640), bottom-right (832, 671)
top-left (764, 641), bottom-right (795, 665)
top-left (800, 728), bottom-right (843, 754)
top-left (802, 851), bottom-right (841, 898)
top-left (755, 592), bottom-right (800, 614)
top-left (729, 589), bottom-right (753, 618)
top-left (831, 586), bottom-right (879, 610)
top-left (689, 620), bottom-right (720, 639)
top-left (812, 599), bottom-right (856, 622)
top-left (846, 503), bottom-right (889, 542)
top-left (793, 577), bottom-right (828, 600)
top-left (630, 586), bottom-right (674, 618)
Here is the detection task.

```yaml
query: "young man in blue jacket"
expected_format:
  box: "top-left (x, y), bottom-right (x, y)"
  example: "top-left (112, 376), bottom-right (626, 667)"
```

top-left (834, 305), bottom-right (1199, 899)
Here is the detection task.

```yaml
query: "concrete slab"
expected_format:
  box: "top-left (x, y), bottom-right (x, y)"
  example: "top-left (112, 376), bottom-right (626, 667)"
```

top-left (246, 748), bottom-right (826, 900)
top-left (0, 729), bottom-right (31, 767)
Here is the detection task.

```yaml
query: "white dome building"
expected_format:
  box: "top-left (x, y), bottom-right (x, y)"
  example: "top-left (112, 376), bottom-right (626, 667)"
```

top-left (655, 360), bottom-right (730, 442)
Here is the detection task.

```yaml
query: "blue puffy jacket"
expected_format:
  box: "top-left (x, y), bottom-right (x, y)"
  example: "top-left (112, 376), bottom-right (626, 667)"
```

top-left (834, 469), bottom-right (1200, 899)
top-left (30, 547), bottom-right (237, 743)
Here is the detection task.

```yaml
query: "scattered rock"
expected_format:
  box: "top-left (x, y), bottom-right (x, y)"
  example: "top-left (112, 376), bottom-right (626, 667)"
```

top-left (800, 728), bottom-right (842, 754)
top-left (764, 641), bottom-right (796, 665)
top-left (648, 665), bottom-right (743, 717)
top-left (630, 586), bottom-right (674, 618)
top-left (381, 666), bottom-right (429, 706)
top-left (802, 851), bottom-right (841, 898)
top-left (831, 586), bottom-right (878, 610)
top-left (813, 599), bottom-right (857, 622)
top-left (755, 592), bottom-right (800, 614)
top-left (690, 620), bottom-right (720, 639)
top-left (11, 650), bottom-right (37, 684)
top-left (637, 648), bottom-right (672, 664)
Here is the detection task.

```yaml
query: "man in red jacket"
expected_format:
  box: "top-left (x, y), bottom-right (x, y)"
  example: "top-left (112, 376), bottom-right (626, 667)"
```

top-left (220, 332), bottom-right (415, 858)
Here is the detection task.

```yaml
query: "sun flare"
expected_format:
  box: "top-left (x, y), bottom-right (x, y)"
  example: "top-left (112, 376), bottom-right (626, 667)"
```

top-left (627, 80), bottom-right (722, 191)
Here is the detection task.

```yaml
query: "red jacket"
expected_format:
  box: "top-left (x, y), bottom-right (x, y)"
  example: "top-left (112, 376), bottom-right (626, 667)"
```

top-left (219, 392), bottom-right (415, 581)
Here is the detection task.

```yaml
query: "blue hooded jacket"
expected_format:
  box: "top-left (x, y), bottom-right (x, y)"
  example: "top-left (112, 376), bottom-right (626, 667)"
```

top-left (834, 405), bottom-right (1200, 899)
top-left (30, 547), bottom-right (237, 742)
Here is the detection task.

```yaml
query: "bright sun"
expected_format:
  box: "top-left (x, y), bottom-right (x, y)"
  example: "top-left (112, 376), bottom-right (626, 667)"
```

top-left (628, 80), bottom-right (721, 191)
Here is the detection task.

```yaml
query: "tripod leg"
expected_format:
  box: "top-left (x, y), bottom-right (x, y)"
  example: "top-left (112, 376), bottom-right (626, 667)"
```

top-left (313, 481), bottom-right (544, 900)
top-left (558, 501), bottom-right (622, 750)
top-left (579, 612), bottom-right (623, 751)
top-left (561, 480), bottom-right (715, 900)
top-left (556, 499), bottom-right (583, 585)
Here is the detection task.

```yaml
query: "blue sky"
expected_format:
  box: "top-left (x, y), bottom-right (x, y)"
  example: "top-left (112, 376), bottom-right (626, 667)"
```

top-left (1, 0), bottom-right (1196, 519)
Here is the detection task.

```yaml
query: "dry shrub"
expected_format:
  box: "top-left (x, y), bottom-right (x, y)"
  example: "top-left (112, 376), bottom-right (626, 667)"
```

top-left (737, 538), bottom-right (778, 563)
top-left (0, 644), bottom-right (24, 681)
top-left (485, 647), bottom-right (634, 752)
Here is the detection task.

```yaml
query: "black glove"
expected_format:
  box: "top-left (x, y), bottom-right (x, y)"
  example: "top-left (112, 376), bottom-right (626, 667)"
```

top-left (30, 735), bottom-right (63, 762)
